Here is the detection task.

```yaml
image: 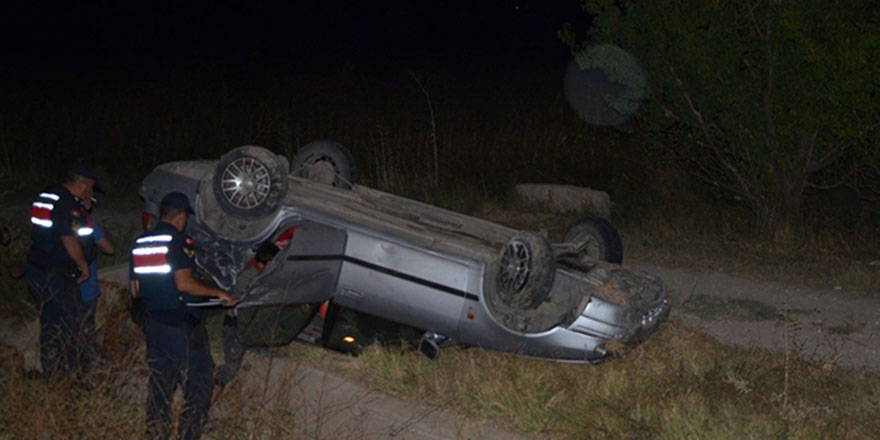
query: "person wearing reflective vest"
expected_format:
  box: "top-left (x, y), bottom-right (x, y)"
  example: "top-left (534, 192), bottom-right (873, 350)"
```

top-left (129, 192), bottom-right (234, 440)
top-left (26, 164), bottom-right (101, 381)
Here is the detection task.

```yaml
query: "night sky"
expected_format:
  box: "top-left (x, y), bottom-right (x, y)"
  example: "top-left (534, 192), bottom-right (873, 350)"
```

top-left (1, 1), bottom-right (610, 186)
top-left (3, 1), bottom-right (586, 75)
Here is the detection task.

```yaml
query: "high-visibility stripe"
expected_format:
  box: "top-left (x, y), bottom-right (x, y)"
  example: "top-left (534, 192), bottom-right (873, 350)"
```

top-left (136, 235), bottom-right (173, 244)
top-left (31, 205), bottom-right (52, 216)
top-left (31, 194), bottom-right (57, 229)
top-left (134, 253), bottom-right (169, 267)
top-left (132, 234), bottom-right (175, 275)
top-left (132, 239), bottom-right (170, 275)
top-left (132, 246), bottom-right (169, 256)
top-left (31, 205), bottom-right (52, 217)
top-left (77, 227), bottom-right (94, 236)
top-left (31, 217), bottom-right (52, 228)
top-left (133, 265), bottom-right (172, 274)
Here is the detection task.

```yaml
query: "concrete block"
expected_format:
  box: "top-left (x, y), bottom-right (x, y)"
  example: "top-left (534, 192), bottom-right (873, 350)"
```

top-left (514, 183), bottom-right (611, 218)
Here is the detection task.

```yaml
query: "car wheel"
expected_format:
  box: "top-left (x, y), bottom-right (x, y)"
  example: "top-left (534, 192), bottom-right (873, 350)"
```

top-left (563, 217), bottom-right (623, 264)
top-left (291, 140), bottom-right (357, 189)
top-left (212, 146), bottom-right (288, 219)
top-left (496, 231), bottom-right (556, 309)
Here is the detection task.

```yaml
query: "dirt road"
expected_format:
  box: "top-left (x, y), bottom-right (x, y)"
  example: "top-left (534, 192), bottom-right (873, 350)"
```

top-left (631, 262), bottom-right (880, 371)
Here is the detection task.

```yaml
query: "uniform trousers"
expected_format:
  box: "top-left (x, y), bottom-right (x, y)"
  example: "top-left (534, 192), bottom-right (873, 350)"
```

top-left (26, 266), bottom-right (90, 380)
top-left (143, 313), bottom-right (214, 440)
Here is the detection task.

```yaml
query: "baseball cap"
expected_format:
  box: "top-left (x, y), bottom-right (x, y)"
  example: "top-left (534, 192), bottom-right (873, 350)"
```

top-left (160, 192), bottom-right (194, 213)
top-left (68, 163), bottom-right (105, 193)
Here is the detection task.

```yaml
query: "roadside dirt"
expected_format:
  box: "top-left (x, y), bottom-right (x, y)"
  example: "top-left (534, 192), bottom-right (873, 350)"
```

top-left (630, 262), bottom-right (880, 371)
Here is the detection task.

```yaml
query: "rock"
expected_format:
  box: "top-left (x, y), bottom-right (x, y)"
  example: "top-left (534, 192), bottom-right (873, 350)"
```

top-left (514, 183), bottom-right (611, 218)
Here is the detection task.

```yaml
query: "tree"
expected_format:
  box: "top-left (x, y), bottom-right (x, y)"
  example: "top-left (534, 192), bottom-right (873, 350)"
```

top-left (561, 0), bottom-right (880, 231)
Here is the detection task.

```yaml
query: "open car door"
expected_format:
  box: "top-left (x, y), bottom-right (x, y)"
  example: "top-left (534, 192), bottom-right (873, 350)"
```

top-left (235, 222), bottom-right (346, 346)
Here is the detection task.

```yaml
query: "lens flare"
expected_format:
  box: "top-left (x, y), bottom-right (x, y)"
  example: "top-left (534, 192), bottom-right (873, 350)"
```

top-left (564, 43), bottom-right (646, 126)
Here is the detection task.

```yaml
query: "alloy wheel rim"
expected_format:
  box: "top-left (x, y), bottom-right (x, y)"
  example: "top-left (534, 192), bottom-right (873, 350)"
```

top-left (499, 239), bottom-right (531, 294)
top-left (220, 157), bottom-right (271, 209)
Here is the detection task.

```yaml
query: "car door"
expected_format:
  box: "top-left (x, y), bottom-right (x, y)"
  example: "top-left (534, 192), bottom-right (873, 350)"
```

top-left (235, 222), bottom-right (347, 345)
top-left (333, 229), bottom-right (475, 337)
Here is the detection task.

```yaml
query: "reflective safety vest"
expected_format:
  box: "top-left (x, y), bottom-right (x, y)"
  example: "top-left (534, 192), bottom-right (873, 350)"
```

top-left (31, 192), bottom-right (94, 237)
top-left (29, 189), bottom-right (94, 264)
top-left (131, 227), bottom-right (186, 312)
top-left (132, 234), bottom-right (174, 275)
top-left (30, 192), bottom-right (60, 229)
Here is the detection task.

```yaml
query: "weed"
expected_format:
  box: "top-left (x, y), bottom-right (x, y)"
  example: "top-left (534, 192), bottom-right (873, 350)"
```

top-left (2, 281), bottom-right (878, 439)
top-left (335, 321), bottom-right (880, 439)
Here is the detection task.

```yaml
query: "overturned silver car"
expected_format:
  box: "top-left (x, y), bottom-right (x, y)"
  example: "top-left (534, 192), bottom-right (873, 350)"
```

top-left (139, 141), bottom-right (669, 362)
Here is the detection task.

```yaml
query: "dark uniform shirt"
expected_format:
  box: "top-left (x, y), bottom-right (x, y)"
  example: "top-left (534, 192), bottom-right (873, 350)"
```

top-left (28, 185), bottom-right (94, 272)
top-left (130, 221), bottom-right (197, 324)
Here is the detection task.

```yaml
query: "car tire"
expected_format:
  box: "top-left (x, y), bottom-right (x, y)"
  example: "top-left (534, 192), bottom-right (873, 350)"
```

top-left (212, 145), bottom-right (288, 219)
top-left (291, 140), bottom-right (357, 189)
top-left (496, 231), bottom-right (556, 309)
top-left (563, 217), bottom-right (623, 264)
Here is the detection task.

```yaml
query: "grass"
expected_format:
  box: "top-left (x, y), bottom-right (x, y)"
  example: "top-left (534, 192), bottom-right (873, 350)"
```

top-left (1, 283), bottom-right (878, 439)
top-left (321, 322), bottom-right (880, 439)
top-left (0, 281), bottom-right (144, 439)
top-left (0, 283), bottom-right (386, 440)
top-left (619, 212), bottom-right (880, 297)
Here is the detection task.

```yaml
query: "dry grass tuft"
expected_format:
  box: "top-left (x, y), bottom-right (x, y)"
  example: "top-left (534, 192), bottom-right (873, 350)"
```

top-left (1, 282), bottom-right (877, 439)
top-left (335, 321), bottom-right (880, 439)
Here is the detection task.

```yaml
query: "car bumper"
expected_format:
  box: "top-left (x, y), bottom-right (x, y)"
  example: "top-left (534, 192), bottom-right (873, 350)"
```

top-left (496, 295), bottom-right (670, 363)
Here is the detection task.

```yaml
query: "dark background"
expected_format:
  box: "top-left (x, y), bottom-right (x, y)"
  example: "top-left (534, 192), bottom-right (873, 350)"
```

top-left (2, 1), bottom-right (614, 195)
top-left (3, 1), bottom-right (585, 78)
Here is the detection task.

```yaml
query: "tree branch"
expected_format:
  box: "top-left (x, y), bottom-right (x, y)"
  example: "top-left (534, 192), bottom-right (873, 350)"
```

top-left (671, 64), bottom-right (760, 203)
